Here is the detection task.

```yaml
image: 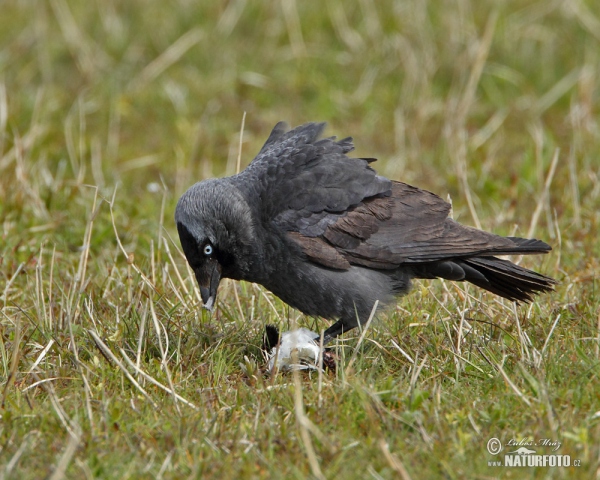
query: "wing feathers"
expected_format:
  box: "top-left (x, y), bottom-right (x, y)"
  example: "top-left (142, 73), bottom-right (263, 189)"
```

top-left (248, 123), bottom-right (553, 299)
top-left (288, 231), bottom-right (350, 270)
top-left (298, 180), bottom-right (553, 270)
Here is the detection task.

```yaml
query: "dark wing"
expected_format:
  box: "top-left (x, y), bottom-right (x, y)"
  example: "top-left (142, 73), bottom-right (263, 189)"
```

top-left (334, 182), bottom-right (552, 268)
top-left (285, 180), bottom-right (552, 271)
top-left (231, 121), bottom-right (391, 227)
top-left (234, 122), bottom-right (551, 272)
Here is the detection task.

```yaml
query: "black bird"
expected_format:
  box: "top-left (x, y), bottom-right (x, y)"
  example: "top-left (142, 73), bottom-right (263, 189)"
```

top-left (175, 122), bottom-right (556, 343)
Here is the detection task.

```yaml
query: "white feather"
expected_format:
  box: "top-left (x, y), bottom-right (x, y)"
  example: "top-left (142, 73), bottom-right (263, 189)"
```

top-left (267, 328), bottom-right (320, 371)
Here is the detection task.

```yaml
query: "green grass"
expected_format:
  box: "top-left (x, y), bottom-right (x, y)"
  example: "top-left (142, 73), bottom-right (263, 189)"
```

top-left (1, 0), bottom-right (600, 478)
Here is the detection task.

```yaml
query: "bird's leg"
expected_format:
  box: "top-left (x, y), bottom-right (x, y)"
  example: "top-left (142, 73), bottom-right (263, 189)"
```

top-left (321, 319), bottom-right (356, 345)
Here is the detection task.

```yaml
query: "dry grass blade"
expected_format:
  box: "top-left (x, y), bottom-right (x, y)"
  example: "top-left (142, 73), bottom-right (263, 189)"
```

top-left (135, 300), bottom-right (149, 373)
top-left (119, 348), bottom-right (197, 410)
top-left (149, 300), bottom-right (182, 415)
top-left (409, 355), bottom-right (428, 394)
top-left (0, 82), bottom-right (6, 154)
top-left (455, 9), bottom-right (498, 124)
top-left (1, 312), bottom-right (22, 409)
top-left (163, 229), bottom-right (202, 303)
top-left (50, 0), bottom-right (108, 75)
top-left (527, 148), bottom-right (560, 240)
top-left (1, 262), bottom-right (25, 307)
top-left (540, 313), bottom-right (561, 360)
top-left (28, 370), bottom-right (81, 441)
top-left (469, 108), bottom-right (509, 151)
top-left (568, 0), bottom-right (600, 42)
top-left (446, 10), bottom-right (498, 231)
top-left (390, 339), bottom-right (414, 364)
top-left (87, 329), bottom-right (159, 409)
top-left (327, 0), bottom-right (365, 51)
top-left (568, 144), bottom-right (582, 229)
top-left (67, 304), bottom-right (95, 432)
top-left (292, 364), bottom-right (325, 480)
top-left (216, 0), bottom-right (247, 36)
top-left (281, 0), bottom-right (306, 57)
top-left (48, 423), bottom-right (82, 480)
top-left (317, 329), bottom-right (325, 408)
top-left (441, 347), bottom-right (490, 376)
top-left (24, 339), bottom-right (55, 377)
top-left (129, 27), bottom-right (204, 90)
top-left (76, 187), bottom-right (99, 291)
top-left (345, 299), bottom-right (379, 374)
top-left (379, 440), bottom-right (413, 480)
top-left (108, 186), bottom-right (164, 299)
top-left (160, 238), bottom-right (189, 307)
top-left (535, 68), bottom-right (582, 115)
top-left (3, 432), bottom-right (40, 478)
top-left (478, 347), bottom-right (533, 407)
top-left (236, 111), bottom-right (246, 175)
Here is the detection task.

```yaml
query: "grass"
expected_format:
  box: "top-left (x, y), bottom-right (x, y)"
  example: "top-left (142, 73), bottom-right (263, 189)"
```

top-left (1, 0), bottom-right (599, 478)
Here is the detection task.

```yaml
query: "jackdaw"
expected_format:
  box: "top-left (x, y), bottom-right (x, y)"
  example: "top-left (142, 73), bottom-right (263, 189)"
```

top-left (175, 122), bottom-right (556, 344)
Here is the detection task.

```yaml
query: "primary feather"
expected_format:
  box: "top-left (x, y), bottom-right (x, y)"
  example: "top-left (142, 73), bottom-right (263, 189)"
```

top-left (176, 122), bottom-right (556, 343)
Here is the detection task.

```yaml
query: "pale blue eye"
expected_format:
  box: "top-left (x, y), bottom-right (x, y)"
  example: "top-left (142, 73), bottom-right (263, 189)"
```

top-left (203, 244), bottom-right (213, 256)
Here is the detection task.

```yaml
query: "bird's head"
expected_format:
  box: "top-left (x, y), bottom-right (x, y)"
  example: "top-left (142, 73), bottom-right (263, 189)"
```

top-left (175, 179), bottom-right (257, 311)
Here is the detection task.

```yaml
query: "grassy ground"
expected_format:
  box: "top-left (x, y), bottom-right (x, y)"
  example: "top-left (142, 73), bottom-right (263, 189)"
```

top-left (1, 0), bottom-right (599, 478)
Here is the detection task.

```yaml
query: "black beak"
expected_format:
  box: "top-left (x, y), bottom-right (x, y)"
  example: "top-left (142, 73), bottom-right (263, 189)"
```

top-left (195, 260), bottom-right (222, 312)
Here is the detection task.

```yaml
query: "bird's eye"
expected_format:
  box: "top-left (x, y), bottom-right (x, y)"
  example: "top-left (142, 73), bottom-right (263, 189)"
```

top-left (203, 243), bottom-right (213, 256)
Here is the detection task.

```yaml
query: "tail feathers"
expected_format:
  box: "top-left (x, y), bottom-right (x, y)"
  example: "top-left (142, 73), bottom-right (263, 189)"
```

top-left (412, 256), bottom-right (557, 302)
top-left (459, 257), bottom-right (556, 302)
